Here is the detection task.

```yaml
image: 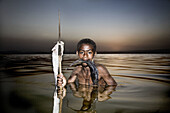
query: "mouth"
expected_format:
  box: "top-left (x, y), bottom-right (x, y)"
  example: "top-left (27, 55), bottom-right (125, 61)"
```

top-left (81, 59), bottom-right (90, 67)
top-left (82, 58), bottom-right (88, 61)
top-left (81, 62), bottom-right (88, 67)
top-left (70, 59), bottom-right (90, 67)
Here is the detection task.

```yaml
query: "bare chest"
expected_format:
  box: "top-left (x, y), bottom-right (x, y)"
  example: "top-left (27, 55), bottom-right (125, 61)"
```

top-left (77, 69), bottom-right (105, 85)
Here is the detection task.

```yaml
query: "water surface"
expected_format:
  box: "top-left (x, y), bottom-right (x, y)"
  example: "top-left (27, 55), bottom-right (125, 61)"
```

top-left (0, 54), bottom-right (170, 113)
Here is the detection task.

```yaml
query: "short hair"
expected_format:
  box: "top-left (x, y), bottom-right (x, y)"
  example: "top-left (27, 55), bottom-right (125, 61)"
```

top-left (77, 38), bottom-right (96, 52)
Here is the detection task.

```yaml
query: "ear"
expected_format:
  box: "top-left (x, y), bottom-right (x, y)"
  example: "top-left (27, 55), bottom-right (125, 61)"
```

top-left (76, 51), bottom-right (78, 55)
top-left (92, 52), bottom-right (97, 57)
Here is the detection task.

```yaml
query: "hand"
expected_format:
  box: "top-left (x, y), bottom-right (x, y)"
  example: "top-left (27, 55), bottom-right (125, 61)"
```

top-left (53, 87), bottom-right (66, 100)
top-left (57, 87), bottom-right (66, 99)
top-left (57, 73), bottom-right (67, 87)
top-left (98, 85), bottom-right (116, 101)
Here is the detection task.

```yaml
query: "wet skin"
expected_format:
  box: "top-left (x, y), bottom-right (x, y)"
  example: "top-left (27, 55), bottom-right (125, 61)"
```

top-left (69, 83), bottom-right (116, 101)
top-left (57, 44), bottom-right (117, 86)
top-left (67, 44), bottom-right (117, 86)
top-left (69, 83), bottom-right (116, 111)
top-left (77, 44), bottom-right (94, 66)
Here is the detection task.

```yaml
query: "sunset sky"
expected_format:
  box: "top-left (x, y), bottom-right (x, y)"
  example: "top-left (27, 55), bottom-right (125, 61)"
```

top-left (0, 0), bottom-right (170, 53)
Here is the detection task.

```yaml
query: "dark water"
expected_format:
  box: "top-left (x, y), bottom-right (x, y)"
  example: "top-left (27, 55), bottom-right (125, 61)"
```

top-left (0, 54), bottom-right (170, 113)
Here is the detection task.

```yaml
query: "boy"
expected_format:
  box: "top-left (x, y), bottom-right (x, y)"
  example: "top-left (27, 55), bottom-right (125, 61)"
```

top-left (57, 38), bottom-right (117, 86)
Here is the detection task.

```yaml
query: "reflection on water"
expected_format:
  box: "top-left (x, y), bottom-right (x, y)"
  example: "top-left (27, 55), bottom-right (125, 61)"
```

top-left (53, 87), bottom-right (66, 113)
top-left (0, 54), bottom-right (170, 113)
top-left (67, 83), bottom-right (116, 112)
top-left (53, 84), bottom-right (116, 113)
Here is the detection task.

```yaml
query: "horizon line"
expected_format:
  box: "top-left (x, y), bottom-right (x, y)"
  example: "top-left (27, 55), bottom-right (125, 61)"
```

top-left (0, 49), bottom-right (170, 54)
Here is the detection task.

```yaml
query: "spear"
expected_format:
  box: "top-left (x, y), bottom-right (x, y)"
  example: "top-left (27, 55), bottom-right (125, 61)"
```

top-left (52, 10), bottom-right (64, 113)
top-left (52, 10), bottom-right (64, 86)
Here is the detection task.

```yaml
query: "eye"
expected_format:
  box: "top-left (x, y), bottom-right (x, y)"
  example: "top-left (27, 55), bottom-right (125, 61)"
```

top-left (79, 51), bottom-right (84, 54)
top-left (88, 52), bottom-right (92, 54)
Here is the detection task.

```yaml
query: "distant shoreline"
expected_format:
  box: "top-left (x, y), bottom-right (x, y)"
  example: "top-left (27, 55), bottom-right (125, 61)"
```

top-left (0, 50), bottom-right (170, 54)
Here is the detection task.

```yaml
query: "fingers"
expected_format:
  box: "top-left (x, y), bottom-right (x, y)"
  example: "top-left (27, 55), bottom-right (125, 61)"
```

top-left (57, 73), bottom-right (67, 87)
top-left (62, 76), bottom-right (67, 87)
top-left (57, 87), bottom-right (66, 99)
top-left (57, 78), bottom-right (63, 87)
top-left (57, 73), bottom-right (63, 78)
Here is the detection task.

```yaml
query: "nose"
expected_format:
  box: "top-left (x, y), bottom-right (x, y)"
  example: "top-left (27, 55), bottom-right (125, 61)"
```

top-left (83, 52), bottom-right (88, 60)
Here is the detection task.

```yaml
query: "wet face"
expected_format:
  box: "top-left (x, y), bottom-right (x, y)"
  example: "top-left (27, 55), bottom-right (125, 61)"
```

top-left (77, 44), bottom-right (95, 62)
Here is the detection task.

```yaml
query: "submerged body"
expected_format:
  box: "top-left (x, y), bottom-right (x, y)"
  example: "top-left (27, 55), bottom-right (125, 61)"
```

top-left (57, 39), bottom-right (117, 86)
top-left (68, 63), bottom-right (117, 86)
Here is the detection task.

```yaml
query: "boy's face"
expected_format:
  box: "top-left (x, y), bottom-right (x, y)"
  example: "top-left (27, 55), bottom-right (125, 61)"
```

top-left (77, 44), bottom-right (95, 62)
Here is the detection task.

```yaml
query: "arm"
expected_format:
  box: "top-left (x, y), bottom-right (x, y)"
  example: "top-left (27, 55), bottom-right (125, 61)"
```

top-left (57, 73), bottom-right (76, 85)
top-left (67, 74), bottom-right (77, 83)
top-left (97, 65), bottom-right (117, 86)
top-left (98, 85), bottom-right (116, 101)
top-left (67, 67), bottom-right (80, 83)
top-left (57, 66), bottom-right (80, 86)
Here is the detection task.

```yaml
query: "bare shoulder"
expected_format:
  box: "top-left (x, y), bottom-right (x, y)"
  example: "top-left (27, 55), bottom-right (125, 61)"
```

top-left (96, 63), bottom-right (117, 86)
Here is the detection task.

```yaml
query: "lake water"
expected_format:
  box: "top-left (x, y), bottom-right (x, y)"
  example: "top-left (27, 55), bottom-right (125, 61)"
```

top-left (0, 54), bottom-right (170, 113)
